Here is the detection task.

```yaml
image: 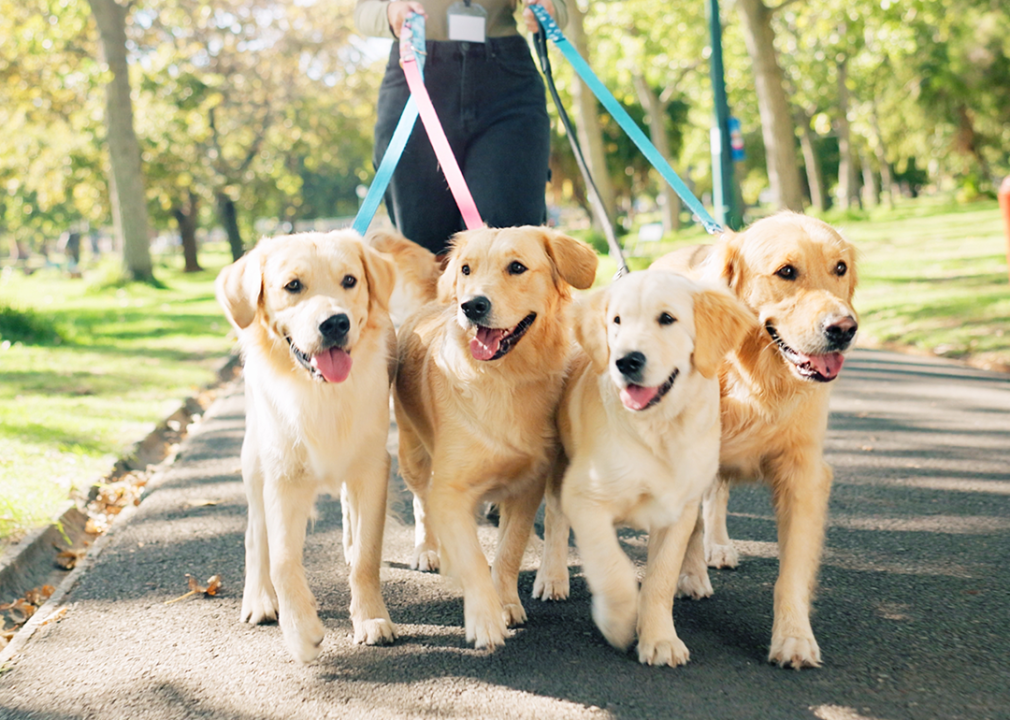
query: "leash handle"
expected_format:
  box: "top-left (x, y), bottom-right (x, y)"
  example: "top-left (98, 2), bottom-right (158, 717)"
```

top-left (531, 4), bottom-right (723, 236)
top-left (351, 19), bottom-right (428, 236)
top-left (534, 30), bottom-right (628, 276)
top-left (399, 13), bottom-right (484, 231)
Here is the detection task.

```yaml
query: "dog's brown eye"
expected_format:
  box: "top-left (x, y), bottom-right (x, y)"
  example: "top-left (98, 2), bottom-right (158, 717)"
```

top-left (613, 316), bottom-right (621, 325)
top-left (341, 275), bottom-right (357, 289)
top-left (284, 279), bottom-right (303, 293)
top-left (658, 312), bottom-right (676, 326)
top-left (775, 265), bottom-right (797, 281)
top-left (508, 261), bottom-right (527, 275)
top-left (835, 261), bottom-right (847, 277)
top-left (461, 264), bottom-right (470, 276)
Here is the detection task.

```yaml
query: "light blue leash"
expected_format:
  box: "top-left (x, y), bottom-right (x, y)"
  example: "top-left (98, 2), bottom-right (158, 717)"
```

top-left (351, 17), bottom-right (427, 236)
top-left (530, 4), bottom-right (723, 235)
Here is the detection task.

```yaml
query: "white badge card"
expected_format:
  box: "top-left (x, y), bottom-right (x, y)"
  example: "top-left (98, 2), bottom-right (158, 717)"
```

top-left (447, 0), bottom-right (487, 43)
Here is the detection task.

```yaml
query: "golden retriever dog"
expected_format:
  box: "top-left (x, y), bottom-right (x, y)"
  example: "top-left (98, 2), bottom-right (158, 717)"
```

top-left (215, 230), bottom-right (399, 663)
top-left (534, 271), bottom-right (754, 666)
top-left (367, 229), bottom-right (440, 324)
top-left (650, 212), bottom-right (859, 668)
top-left (394, 225), bottom-right (597, 649)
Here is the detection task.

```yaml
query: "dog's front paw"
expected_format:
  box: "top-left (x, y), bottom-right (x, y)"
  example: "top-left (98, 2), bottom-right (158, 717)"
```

top-left (705, 542), bottom-right (739, 569)
top-left (241, 585), bottom-right (278, 625)
top-left (638, 635), bottom-right (690, 667)
top-left (465, 602), bottom-right (509, 649)
top-left (281, 611), bottom-right (325, 664)
top-left (591, 595), bottom-right (637, 651)
top-left (676, 569), bottom-right (714, 600)
top-left (769, 632), bottom-right (821, 669)
top-left (354, 618), bottom-right (398, 646)
top-left (411, 547), bottom-right (440, 572)
top-left (532, 567), bottom-right (570, 601)
top-left (502, 602), bottom-right (527, 627)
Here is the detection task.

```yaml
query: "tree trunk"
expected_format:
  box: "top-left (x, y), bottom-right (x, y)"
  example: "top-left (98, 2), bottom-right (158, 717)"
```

top-left (87, 0), bottom-right (153, 281)
top-left (172, 190), bottom-right (202, 273)
top-left (735, 0), bottom-right (804, 212)
top-left (795, 109), bottom-right (827, 212)
top-left (835, 55), bottom-right (860, 210)
top-left (860, 148), bottom-right (879, 208)
top-left (216, 192), bottom-right (244, 261)
top-left (633, 75), bottom-right (681, 233)
top-left (567, 3), bottom-right (617, 228)
top-left (869, 108), bottom-right (895, 208)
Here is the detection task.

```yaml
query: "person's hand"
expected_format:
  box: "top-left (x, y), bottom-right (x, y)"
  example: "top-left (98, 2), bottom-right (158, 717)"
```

top-left (387, 1), bottom-right (426, 38)
top-left (522, 0), bottom-right (556, 34)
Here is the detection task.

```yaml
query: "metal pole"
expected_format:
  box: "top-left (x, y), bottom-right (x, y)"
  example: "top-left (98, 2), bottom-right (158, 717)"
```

top-left (706, 0), bottom-right (741, 230)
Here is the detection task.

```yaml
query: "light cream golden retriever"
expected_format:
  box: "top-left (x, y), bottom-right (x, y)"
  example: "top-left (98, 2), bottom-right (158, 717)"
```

top-left (216, 230), bottom-right (398, 663)
top-left (533, 270), bottom-right (754, 666)
top-left (651, 212), bottom-right (859, 668)
top-left (393, 225), bottom-right (597, 649)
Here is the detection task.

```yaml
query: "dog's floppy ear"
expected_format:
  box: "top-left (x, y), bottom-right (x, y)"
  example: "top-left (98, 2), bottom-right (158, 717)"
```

top-left (436, 232), bottom-right (467, 304)
top-left (542, 229), bottom-right (598, 290)
top-left (692, 287), bottom-right (757, 379)
top-left (573, 288), bottom-right (610, 372)
top-left (704, 230), bottom-right (743, 293)
top-left (359, 241), bottom-right (396, 315)
top-left (215, 247), bottom-right (263, 330)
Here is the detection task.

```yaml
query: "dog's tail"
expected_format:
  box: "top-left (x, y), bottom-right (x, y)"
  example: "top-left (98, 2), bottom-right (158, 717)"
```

top-left (366, 229), bottom-right (440, 324)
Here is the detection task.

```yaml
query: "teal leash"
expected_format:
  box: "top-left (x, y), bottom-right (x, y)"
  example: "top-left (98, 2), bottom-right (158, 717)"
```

top-left (530, 4), bottom-right (723, 236)
top-left (351, 17), bottom-right (427, 237)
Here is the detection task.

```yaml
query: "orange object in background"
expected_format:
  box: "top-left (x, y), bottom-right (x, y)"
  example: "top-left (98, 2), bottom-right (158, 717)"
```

top-left (1000, 176), bottom-right (1010, 285)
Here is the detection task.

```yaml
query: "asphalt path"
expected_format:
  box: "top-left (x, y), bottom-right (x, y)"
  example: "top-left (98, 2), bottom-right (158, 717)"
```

top-left (1, 349), bottom-right (1008, 720)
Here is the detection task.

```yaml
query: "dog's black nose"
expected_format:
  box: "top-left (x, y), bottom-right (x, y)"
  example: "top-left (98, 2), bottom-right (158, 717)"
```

top-left (616, 351), bottom-right (646, 380)
top-left (824, 316), bottom-right (858, 349)
top-left (320, 313), bottom-right (351, 343)
top-left (461, 296), bottom-right (491, 323)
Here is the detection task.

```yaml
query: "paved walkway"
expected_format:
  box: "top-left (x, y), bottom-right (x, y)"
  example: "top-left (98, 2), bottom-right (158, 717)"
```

top-left (1, 349), bottom-right (1007, 720)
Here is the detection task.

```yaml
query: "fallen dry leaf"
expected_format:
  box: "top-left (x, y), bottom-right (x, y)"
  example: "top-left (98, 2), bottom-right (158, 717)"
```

top-left (0, 598), bottom-right (36, 624)
top-left (24, 586), bottom-right (54, 606)
top-left (187, 498), bottom-right (220, 507)
top-left (164, 574), bottom-right (223, 605)
top-left (55, 548), bottom-right (87, 570)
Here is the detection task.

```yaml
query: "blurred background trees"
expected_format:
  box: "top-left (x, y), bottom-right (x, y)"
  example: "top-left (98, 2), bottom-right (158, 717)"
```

top-left (2, 0), bottom-right (1008, 275)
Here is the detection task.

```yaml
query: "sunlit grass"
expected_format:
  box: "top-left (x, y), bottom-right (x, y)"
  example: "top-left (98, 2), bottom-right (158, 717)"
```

top-left (0, 246), bottom-right (236, 543)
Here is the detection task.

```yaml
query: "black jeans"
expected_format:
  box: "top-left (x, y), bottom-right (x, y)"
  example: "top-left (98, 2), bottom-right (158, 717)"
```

top-left (374, 36), bottom-right (551, 255)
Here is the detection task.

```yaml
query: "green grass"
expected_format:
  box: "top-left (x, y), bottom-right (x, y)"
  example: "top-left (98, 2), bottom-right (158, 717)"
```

top-left (832, 199), bottom-right (1009, 369)
top-left (0, 247), bottom-right (235, 544)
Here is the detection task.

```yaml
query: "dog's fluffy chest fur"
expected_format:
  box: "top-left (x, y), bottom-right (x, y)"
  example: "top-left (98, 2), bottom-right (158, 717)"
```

top-left (563, 369), bottom-right (721, 531)
top-left (243, 332), bottom-right (391, 488)
top-left (718, 347), bottom-right (831, 480)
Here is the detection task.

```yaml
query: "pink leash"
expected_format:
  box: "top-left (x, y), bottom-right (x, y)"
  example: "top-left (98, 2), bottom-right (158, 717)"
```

top-left (400, 15), bottom-right (484, 231)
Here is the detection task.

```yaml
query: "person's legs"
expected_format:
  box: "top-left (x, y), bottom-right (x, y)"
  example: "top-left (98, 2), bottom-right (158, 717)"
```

top-left (462, 38), bottom-right (550, 229)
top-left (373, 44), bottom-right (463, 254)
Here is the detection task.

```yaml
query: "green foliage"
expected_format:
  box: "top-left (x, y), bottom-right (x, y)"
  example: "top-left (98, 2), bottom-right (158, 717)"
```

top-left (0, 302), bottom-right (64, 346)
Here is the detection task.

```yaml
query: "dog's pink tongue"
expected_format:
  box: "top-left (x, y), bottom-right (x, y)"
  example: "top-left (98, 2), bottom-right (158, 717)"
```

top-left (620, 384), bottom-right (659, 411)
top-left (312, 347), bottom-right (352, 383)
top-left (806, 351), bottom-right (845, 380)
top-left (470, 327), bottom-right (505, 361)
